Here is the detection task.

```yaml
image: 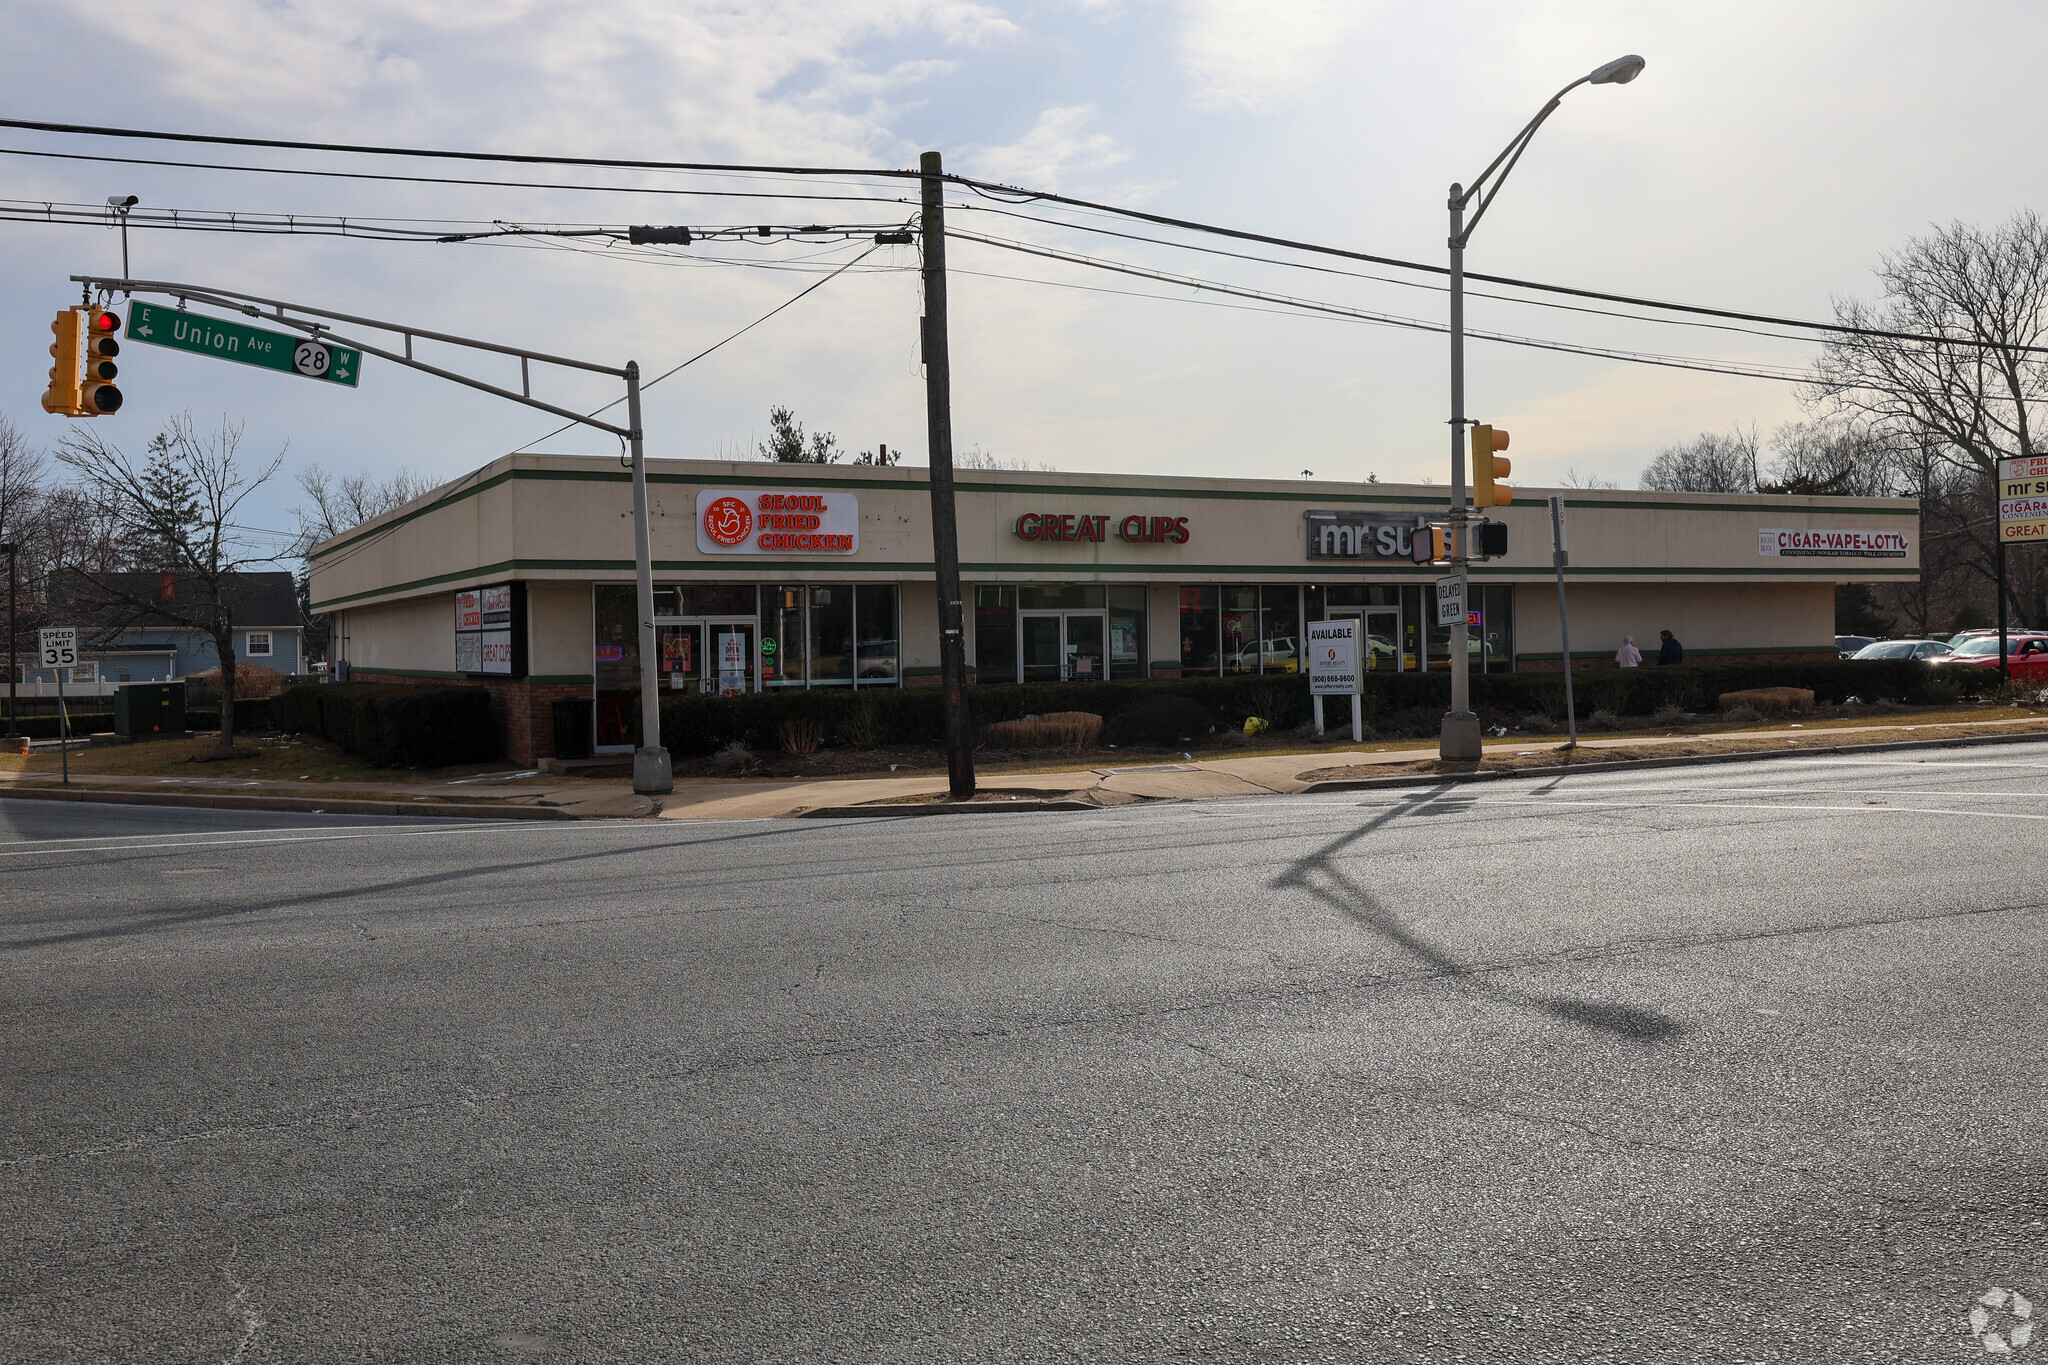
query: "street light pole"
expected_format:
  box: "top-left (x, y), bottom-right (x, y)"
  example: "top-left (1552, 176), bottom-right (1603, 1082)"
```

top-left (625, 361), bottom-right (673, 796)
top-left (1443, 188), bottom-right (1478, 760)
top-left (2, 543), bottom-right (15, 740)
top-left (1438, 53), bottom-right (1644, 763)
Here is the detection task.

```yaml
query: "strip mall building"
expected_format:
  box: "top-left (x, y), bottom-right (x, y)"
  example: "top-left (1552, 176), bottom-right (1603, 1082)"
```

top-left (307, 455), bottom-right (1919, 763)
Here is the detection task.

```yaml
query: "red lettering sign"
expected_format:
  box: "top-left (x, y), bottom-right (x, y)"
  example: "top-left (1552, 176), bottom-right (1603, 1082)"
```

top-left (1017, 512), bottom-right (1191, 545)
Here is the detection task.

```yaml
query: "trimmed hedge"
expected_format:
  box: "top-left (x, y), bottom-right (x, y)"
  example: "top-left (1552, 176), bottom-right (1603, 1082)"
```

top-left (655, 659), bottom-right (1941, 755)
top-left (273, 684), bottom-right (501, 768)
top-left (12, 713), bottom-right (112, 740)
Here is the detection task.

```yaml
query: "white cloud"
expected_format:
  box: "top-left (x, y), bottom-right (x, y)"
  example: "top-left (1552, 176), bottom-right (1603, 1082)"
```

top-left (1174, 0), bottom-right (1381, 112)
top-left (965, 105), bottom-right (1128, 190)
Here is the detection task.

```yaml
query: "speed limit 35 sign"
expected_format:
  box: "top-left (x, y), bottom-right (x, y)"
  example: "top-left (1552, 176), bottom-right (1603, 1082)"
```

top-left (39, 627), bottom-right (77, 669)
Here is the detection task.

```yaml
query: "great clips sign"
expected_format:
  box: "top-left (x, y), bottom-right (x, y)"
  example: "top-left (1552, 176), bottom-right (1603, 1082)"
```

top-left (696, 489), bottom-right (859, 555)
top-left (1015, 513), bottom-right (1189, 545)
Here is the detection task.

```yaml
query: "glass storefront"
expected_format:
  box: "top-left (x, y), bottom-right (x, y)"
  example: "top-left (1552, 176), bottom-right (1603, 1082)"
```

top-left (971, 583), bottom-right (1145, 683)
top-left (1176, 581), bottom-right (1514, 676)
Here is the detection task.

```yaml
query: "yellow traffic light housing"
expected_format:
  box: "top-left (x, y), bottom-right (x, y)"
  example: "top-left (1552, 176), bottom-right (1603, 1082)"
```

top-left (1472, 424), bottom-right (1512, 508)
top-left (41, 308), bottom-right (85, 416)
top-left (80, 306), bottom-right (124, 414)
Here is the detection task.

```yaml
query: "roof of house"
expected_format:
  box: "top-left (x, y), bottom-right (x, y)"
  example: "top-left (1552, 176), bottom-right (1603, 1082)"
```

top-left (49, 570), bottom-right (303, 631)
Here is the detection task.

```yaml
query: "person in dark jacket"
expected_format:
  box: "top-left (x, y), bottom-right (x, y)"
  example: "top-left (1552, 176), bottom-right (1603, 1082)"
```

top-left (1657, 630), bottom-right (1684, 665)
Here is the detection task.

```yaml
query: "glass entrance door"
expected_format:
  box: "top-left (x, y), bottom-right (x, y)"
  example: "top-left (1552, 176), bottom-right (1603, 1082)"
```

top-left (1064, 613), bottom-right (1106, 681)
top-left (1330, 607), bottom-right (1405, 672)
top-left (658, 618), bottom-right (756, 694)
top-left (1020, 611), bottom-right (1107, 682)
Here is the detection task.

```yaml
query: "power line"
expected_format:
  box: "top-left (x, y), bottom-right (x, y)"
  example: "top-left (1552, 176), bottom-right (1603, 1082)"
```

top-left (947, 229), bottom-right (1819, 385)
top-left (0, 116), bottom-right (917, 180)
top-left (11, 114), bottom-right (2035, 353)
top-left (0, 145), bottom-right (920, 206)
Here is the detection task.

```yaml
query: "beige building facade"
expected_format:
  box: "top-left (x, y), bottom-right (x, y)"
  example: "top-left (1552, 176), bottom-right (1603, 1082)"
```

top-left (308, 455), bottom-right (1920, 761)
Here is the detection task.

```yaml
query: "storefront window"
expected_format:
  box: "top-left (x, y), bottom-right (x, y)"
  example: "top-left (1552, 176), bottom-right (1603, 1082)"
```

top-left (1019, 584), bottom-right (1106, 610)
top-left (1178, 586), bottom-right (1219, 676)
top-left (1260, 585), bottom-right (1300, 675)
top-left (975, 586), bottom-right (1015, 683)
top-left (1402, 585), bottom-right (1424, 670)
top-left (1108, 585), bottom-right (1146, 680)
top-left (808, 586), bottom-right (854, 684)
top-left (690, 585), bottom-right (759, 616)
top-left (1479, 584), bottom-right (1514, 672)
top-left (765, 585), bottom-right (807, 687)
top-left (1221, 586), bottom-right (1259, 675)
top-left (593, 584), bottom-right (641, 748)
top-left (856, 585), bottom-right (899, 683)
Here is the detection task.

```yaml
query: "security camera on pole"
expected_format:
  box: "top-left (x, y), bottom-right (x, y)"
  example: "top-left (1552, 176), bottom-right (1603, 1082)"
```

top-left (1439, 52), bottom-right (1644, 762)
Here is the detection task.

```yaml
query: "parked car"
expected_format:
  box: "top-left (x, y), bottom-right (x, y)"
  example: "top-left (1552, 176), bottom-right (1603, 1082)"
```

top-left (1927, 633), bottom-right (2048, 682)
top-left (1230, 637), bottom-right (1299, 671)
top-left (1849, 639), bottom-right (1951, 661)
top-left (1836, 634), bottom-right (1877, 658)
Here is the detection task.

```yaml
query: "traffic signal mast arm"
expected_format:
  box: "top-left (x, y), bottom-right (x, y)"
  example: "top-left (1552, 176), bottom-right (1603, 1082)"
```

top-left (67, 274), bottom-right (636, 438)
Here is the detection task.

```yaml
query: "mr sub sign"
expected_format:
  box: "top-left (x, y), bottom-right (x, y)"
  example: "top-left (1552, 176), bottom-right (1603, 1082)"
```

top-left (2000, 454), bottom-right (2048, 544)
top-left (697, 489), bottom-right (859, 555)
top-left (1304, 511), bottom-right (1431, 559)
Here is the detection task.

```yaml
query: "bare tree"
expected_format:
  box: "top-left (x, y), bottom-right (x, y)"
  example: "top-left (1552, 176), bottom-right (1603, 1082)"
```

top-left (56, 414), bottom-right (287, 752)
top-left (292, 462), bottom-right (434, 554)
top-left (1759, 420), bottom-right (1898, 496)
top-left (1638, 426), bottom-right (1760, 492)
top-left (955, 444), bottom-right (1056, 472)
top-left (1559, 468), bottom-right (1619, 489)
top-left (1805, 211), bottom-right (2048, 626)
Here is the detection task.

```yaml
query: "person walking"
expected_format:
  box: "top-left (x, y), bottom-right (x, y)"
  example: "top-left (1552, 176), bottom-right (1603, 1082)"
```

top-left (1657, 630), bottom-right (1684, 666)
top-left (1615, 635), bottom-right (1642, 668)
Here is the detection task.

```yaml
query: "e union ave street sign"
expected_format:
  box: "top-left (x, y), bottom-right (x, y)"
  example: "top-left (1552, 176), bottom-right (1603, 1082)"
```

top-left (124, 301), bottom-right (361, 387)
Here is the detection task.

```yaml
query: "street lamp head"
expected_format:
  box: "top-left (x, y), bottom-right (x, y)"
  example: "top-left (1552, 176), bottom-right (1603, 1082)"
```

top-left (1588, 54), bottom-right (1646, 85)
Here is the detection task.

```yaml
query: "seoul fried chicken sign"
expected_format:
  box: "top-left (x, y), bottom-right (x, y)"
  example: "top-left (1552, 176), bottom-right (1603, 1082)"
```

top-left (696, 489), bottom-right (859, 555)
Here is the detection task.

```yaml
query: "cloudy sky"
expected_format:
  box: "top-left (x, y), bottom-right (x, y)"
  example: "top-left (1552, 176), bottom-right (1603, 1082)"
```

top-left (4, 0), bottom-right (2045, 542)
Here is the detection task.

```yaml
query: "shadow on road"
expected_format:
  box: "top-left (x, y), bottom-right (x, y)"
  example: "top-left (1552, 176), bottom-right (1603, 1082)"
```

top-left (1270, 785), bottom-right (1684, 1045)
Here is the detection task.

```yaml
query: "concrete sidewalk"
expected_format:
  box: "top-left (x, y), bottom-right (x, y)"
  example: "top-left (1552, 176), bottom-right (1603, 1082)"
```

top-left (5, 714), bottom-right (2044, 821)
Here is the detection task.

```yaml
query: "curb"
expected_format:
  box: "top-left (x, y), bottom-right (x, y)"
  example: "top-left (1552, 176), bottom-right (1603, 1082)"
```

top-left (0, 786), bottom-right (574, 820)
top-left (1297, 727), bottom-right (2048, 794)
top-left (797, 798), bottom-right (1098, 818)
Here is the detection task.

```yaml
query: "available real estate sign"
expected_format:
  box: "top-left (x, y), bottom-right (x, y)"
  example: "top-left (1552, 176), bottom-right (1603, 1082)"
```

top-left (2000, 455), bottom-right (2048, 544)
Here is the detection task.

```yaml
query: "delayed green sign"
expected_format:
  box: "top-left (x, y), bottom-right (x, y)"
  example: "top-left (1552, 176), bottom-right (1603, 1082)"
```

top-left (124, 302), bottom-right (361, 387)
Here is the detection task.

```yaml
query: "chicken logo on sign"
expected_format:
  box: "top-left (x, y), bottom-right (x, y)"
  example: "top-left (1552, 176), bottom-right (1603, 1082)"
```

top-left (702, 496), bottom-right (752, 547)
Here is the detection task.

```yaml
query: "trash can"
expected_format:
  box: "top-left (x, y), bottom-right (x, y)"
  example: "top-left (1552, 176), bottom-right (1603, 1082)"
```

top-left (114, 682), bottom-right (187, 738)
top-left (551, 697), bottom-right (594, 760)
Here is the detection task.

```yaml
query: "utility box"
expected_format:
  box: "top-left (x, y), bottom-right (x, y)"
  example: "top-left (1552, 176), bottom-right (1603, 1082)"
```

top-left (114, 682), bottom-right (186, 738)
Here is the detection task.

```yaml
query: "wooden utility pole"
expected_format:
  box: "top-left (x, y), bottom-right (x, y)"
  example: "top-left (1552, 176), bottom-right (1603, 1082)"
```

top-left (919, 151), bottom-right (975, 799)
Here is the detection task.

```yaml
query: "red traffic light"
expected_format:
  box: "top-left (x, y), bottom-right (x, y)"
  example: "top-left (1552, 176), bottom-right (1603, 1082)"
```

top-left (91, 309), bottom-right (120, 333)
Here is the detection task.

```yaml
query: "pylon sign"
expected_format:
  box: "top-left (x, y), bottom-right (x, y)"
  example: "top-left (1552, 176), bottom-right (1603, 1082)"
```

top-left (124, 302), bottom-right (360, 387)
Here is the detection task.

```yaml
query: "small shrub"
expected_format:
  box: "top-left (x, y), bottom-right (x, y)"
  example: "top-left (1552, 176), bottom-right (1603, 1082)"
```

top-left (1870, 698), bottom-right (1908, 714)
top-left (987, 712), bottom-right (1102, 749)
top-left (1518, 713), bottom-right (1555, 731)
top-left (838, 696), bottom-right (884, 750)
top-left (1583, 709), bottom-right (1623, 731)
top-left (1216, 728), bottom-right (1251, 747)
top-left (1104, 694), bottom-right (1215, 748)
top-left (1650, 704), bottom-right (1690, 726)
top-left (1721, 703), bottom-right (1764, 723)
top-left (778, 718), bottom-right (823, 756)
top-left (1242, 684), bottom-right (1298, 728)
top-left (709, 739), bottom-right (757, 774)
top-left (1925, 678), bottom-right (1963, 705)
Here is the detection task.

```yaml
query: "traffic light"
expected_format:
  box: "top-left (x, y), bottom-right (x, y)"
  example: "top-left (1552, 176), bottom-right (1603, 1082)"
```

top-left (40, 308), bottom-right (84, 416)
top-left (1474, 520), bottom-right (1508, 558)
top-left (1472, 423), bottom-right (1512, 508)
top-left (79, 306), bottom-right (123, 414)
top-left (1410, 524), bottom-right (1451, 565)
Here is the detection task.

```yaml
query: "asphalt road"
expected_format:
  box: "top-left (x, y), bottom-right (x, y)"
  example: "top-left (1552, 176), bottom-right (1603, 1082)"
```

top-left (5, 742), bottom-right (2046, 1363)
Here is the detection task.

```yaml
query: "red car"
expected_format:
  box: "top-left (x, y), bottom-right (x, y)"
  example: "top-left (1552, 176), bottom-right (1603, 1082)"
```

top-left (1927, 633), bottom-right (2048, 682)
